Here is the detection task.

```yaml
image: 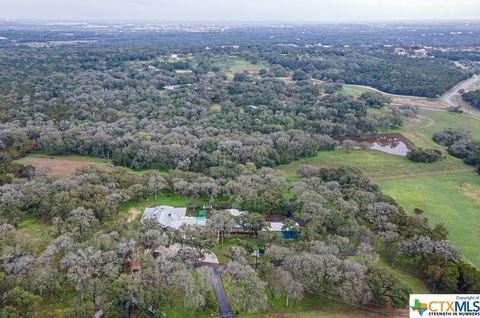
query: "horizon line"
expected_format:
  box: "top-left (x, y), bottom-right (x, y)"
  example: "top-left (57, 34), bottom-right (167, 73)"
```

top-left (2, 18), bottom-right (480, 25)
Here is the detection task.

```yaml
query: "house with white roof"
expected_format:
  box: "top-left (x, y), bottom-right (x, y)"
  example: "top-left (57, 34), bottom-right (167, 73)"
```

top-left (142, 206), bottom-right (299, 237)
top-left (268, 222), bottom-right (285, 232)
top-left (226, 208), bottom-right (246, 217)
top-left (142, 206), bottom-right (206, 231)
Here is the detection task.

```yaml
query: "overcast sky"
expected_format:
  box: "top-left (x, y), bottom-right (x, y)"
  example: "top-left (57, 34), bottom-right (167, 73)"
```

top-left (2, 0), bottom-right (480, 22)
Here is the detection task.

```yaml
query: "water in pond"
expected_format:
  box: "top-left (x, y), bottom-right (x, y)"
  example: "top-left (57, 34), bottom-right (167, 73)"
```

top-left (347, 134), bottom-right (412, 156)
top-left (357, 135), bottom-right (411, 156)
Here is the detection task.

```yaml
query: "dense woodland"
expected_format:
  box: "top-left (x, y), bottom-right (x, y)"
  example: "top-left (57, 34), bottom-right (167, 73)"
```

top-left (0, 38), bottom-right (469, 170)
top-left (462, 89), bottom-right (480, 109)
top-left (433, 128), bottom-right (480, 170)
top-left (1, 23), bottom-right (480, 316)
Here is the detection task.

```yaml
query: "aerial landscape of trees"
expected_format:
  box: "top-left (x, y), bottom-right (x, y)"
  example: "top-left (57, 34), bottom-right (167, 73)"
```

top-left (3, 161), bottom-right (479, 316)
top-left (1, 21), bottom-right (480, 317)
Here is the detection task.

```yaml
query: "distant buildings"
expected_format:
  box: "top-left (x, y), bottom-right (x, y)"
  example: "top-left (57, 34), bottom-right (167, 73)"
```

top-left (394, 47), bottom-right (408, 56)
top-left (394, 47), bottom-right (430, 58)
top-left (414, 48), bottom-right (428, 58)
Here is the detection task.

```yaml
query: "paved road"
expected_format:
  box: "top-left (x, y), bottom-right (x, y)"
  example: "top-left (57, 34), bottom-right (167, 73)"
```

top-left (201, 264), bottom-right (234, 318)
top-left (440, 74), bottom-right (480, 119)
top-left (441, 75), bottom-right (480, 107)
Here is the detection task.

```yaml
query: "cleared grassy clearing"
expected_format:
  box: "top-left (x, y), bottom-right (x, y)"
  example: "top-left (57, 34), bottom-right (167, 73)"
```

top-left (379, 170), bottom-right (480, 267)
top-left (16, 153), bottom-right (164, 176)
top-left (229, 57), bottom-right (265, 73)
top-left (216, 57), bottom-right (267, 80)
top-left (339, 83), bottom-right (446, 109)
top-left (339, 84), bottom-right (375, 96)
top-left (277, 148), bottom-right (471, 180)
top-left (15, 153), bottom-right (112, 177)
top-left (17, 218), bottom-right (56, 253)
top-left (24, 153), bottom-right (112, 164)
top-left (400, 109), bottom-right (480, 148)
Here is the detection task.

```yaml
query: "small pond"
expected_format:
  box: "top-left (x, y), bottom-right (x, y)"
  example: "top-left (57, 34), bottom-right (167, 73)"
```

top-left (345, 134), bottom-right (412, 156)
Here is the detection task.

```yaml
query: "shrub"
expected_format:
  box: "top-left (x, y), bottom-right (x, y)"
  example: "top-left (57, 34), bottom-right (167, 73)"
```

top-left (407, 148), bottom-right (443, 163)
top-left (359, 91), bottom-right (392, 108)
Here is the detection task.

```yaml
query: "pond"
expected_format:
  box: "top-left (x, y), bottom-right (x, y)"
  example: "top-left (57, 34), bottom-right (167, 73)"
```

top-left (345, 134), bottom-right (412, 156)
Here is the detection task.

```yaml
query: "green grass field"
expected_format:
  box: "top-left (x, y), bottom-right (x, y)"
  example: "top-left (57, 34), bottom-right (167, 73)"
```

top-left (17, 218), bottom-right (56, 253)
top-left (339, 84), bottom-right (375, 97)
top-left (400, 109), bottom-right (480, 148)
top-left (119, 190), bottom-right (191, 213)
top-left (278, 148), bottom-right (471, 180)
top-left (229, 58), bottom-right (264, 73)
top-left (215, 57), bottom-right (266, 78)
top-left (379, 171), bottom-right (480, 266)
top-left (339, 83), bottom-right (438, 101)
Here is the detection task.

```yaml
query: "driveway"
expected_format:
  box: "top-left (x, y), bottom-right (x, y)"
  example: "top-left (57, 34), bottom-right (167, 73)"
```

top-left (200, 264), bottom-right (234, 318)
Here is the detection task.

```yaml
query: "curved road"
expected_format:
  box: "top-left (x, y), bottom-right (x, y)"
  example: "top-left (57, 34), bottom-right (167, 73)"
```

top-left (440, 74), bottom-right (480, 118)
top-left (335, 74), bottom-right (480, 119)
top-left (441, 75), bottom-right (480, 107)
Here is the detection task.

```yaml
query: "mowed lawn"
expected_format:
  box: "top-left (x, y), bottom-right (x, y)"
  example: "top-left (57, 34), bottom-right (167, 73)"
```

top-left (379, 171), bottom-right (480, 267)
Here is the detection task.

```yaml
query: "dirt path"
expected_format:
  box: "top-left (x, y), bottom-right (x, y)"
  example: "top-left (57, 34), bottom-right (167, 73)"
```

top-left (127, 208), bottom-right (139, 223)
top-left (417, 113), bottom-right (435, 128)
top-left (416, 106), bottom-right (447, 113)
